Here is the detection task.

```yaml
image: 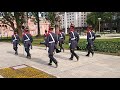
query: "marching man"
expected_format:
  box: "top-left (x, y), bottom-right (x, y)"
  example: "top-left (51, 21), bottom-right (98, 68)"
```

top-left (86, 25), bottom-right (96, 57)
top-left (46, 27), bottom-right (58, 68)
top-left (58, 29), bottom-right (65, 52)
top-left (11, 30), bottom-right (20, 55)
top-left (69, 23), bottom-right (79, 61)
top-left (22, 28), bottom-right (33, 59)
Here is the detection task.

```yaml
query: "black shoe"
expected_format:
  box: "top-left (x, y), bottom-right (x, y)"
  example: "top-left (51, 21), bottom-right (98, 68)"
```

top-left (86, 54), bottom-right (89, 57)
top-left (28, 56), bottom-right (31, 59)
top-left (77, 56), bottom-right (79, 61)
top-left (63, 49), bottom-right (64, 52)
top-left (15, 51), bottom-right (18, 55)
top-left (69, 58), bottom-right (73, 60)
top-left (55, 63), bottom-right (58, 68)
top-left (48, 63), bottom-right (52, 66)
top-left (92, 52), bottom-right (94, 57)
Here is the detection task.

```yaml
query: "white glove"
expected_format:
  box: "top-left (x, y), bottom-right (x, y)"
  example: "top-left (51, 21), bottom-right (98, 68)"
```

top-left (69, 43), bottom-right (71, 46)
top-left (46, 47), bottom-right (49, 51)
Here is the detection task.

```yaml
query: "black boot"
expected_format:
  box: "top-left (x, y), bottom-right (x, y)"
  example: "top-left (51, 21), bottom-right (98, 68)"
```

top-left (69, 58), bottom-right (73, 60)
top-left (28, 54), bottom-right (31, 59)
top-left (55, 63), bottom-right (58, 68)
top-left (15, 51), bottom-right (17, 55)
top-left (86, 54), bottom-right (89, 57)
top-left (76, 56), bottom-right (79, 61)
top-left (48, 63), bottom-right (52, 65)
top-left (92, 52), bottom-right (94, 57)
top-left (63, 48), bottom-right (64, 52)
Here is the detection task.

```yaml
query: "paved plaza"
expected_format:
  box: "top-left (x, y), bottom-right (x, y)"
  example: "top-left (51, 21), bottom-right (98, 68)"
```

top-left (0, 42), bottom-right (120, 78)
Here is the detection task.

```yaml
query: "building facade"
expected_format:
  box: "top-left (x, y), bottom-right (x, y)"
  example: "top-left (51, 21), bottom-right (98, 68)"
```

top-left (0, 17), bottom-right (50, 37)
top-left (61, 12), bottom-right (90, 29)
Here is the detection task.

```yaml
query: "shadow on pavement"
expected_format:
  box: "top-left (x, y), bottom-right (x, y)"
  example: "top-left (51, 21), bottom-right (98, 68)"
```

top-left (7, 51), bottom-right (26, 58)
top-left (7, 51), bottom-right (50, 66)
top-left (31, 57), bottom-right (48, 65)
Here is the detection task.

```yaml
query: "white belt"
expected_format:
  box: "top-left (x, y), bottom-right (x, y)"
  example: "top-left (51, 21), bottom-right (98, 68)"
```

top-left (71, 38), bottom-right (75, 40)
top-left (60, 37), bottom-right (63, 39)
top-left (13, 39), bottom-right (17, 42)
top-left (24, 39), bottom-right (30, 41)
top-left (89, 37), bottom-right (94, 39)
top-left (49, 41), bottom-right (55, 43)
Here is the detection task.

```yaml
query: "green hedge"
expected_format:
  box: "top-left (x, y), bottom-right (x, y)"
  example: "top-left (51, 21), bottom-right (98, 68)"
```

top-left (77, 39), bottom-right (120, 54)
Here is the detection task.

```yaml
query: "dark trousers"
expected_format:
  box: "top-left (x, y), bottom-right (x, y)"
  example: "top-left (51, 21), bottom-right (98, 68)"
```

top-left (48, 43), bottom-right (57, 64)
top-left (49, 53), bottom-right (57, 64)
top-left (13, 42), bottom-right (18, 52)
top-left (70, 49), bottom-right (78, 59)
top-left (59, 42), bottom-right (64, 51)
top-left (86, 43), bottom-right (94, 55)
top-left (24, 42), bottom-right (31, 56)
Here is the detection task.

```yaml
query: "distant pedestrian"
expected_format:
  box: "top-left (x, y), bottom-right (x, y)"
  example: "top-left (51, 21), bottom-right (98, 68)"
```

top-left (86, 25), bottom-right (96, 57)
top-left (58, 29), bottom-right (65, 52)
top-left (44, 30), bottom-right (48, 50)
top-left (11, 30), bottom-right (20, 55)
top-left (22, 28), bottom-right (33, 59)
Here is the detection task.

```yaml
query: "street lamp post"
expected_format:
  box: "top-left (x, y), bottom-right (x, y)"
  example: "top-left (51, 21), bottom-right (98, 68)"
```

top-left (98, 18), bottom-right (101, 33)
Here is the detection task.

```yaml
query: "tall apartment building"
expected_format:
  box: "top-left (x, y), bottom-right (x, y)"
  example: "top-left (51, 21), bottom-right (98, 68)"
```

top-left (60, 12), bottom-right (90, 29)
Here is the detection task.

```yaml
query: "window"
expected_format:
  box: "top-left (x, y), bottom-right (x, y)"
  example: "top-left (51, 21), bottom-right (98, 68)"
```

top-left (82, 23), bottom-right (83, 24)
top-left (81, 17), bottom-right (83, 19)
top-left (81, 15), bottom-right (83, 16)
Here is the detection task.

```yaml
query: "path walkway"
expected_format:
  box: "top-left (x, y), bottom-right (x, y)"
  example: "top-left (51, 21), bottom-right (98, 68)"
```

top-left (0, 42), bottom-right (120, 78)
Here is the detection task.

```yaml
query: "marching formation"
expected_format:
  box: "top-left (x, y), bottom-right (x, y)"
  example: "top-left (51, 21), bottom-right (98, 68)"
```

top-left (11, 24), bottom-right (96, 68)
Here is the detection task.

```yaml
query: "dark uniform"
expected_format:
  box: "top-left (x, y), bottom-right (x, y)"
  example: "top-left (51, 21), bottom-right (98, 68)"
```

top-left (44, 30), bottom-right (48, 49)
top-left (86, 26), bottom-right (96, 57)
top-left (58, 30), bottom-right (65, 52)
top-left (46, 27), bottom-right (58, 68)
top-left (11, 31), bottom-right (20, 55)
top-left (69, 24), bottom-right (79, 61)
top-left (22, 29), bottom-right (33, 59)
top-left (76, 31), bottom-right (80, 50)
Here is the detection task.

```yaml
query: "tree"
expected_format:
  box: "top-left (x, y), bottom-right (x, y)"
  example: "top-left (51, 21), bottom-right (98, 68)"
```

top-left (0, 12), bottom-right (25, 38)
top-left (45, 12), bottom-right (55, 28)
top-left (45, 12), bottom-right (61, 34)
top-left (86, 12), bottom-right (113, 33)
top-left (30, 12), bottom-right (41, 37)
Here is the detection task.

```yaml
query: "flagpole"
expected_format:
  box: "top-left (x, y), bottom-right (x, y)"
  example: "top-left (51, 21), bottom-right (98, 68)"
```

top-left (64, 12), bottom-right (67, 34)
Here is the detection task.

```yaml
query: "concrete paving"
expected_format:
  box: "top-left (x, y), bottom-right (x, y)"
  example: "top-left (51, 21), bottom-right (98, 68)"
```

top-left (0, 42), bottom-right (120, 78)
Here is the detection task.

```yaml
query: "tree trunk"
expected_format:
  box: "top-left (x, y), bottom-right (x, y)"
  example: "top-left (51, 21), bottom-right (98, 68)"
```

top-left (8, 22), bottom-right (15, 31)
top-left (18, 26), bottom-right (22, 39)
top-left (36, 12), bottom-right (40, 36)
top-left (24, 12), bottom-right (28, 28)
